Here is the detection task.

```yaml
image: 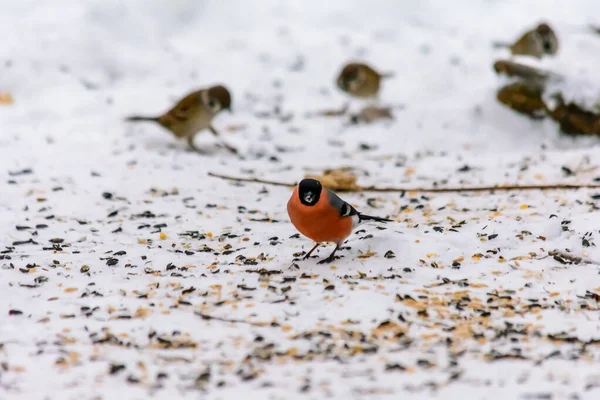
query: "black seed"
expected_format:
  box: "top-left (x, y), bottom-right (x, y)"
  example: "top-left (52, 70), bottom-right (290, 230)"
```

top-left (182, 287), bottom-right (195, 295)
top-left (109, 363), bottom-right (126, 375)
top-left (561, 166), bottom-right (574, 176)
top-left (157, 372), bottom-right (168, 380)
top-left (106, 258), bottom-right (118, 266)
top-left (13, 239), bottom-right (38, 246)
top-left (9, 310), bottom-right (23, 316)
top-left (385, 363), bottom-right (406, 371)
top-left (8, 168), bottom-right (33, 176)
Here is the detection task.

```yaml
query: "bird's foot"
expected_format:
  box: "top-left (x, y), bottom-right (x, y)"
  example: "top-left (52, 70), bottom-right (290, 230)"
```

top-left (288, 262), bottom-right (300, 270)
top-left (317, 255), bottom-right (340, 265)
top-left (216, 142), bottom-right (239, 154)
top-left (187, 144), bottom-right (209, 155)
top-left (226, 145), bottom-right (239, 155)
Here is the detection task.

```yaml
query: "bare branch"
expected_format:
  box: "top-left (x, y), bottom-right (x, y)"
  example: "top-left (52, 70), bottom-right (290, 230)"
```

top-left (208, 172), bottom-right (600, 193)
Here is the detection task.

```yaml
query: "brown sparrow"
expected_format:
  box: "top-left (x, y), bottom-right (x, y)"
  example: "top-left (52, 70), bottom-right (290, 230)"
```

top-left (494, 22), bottom-right (559, 59)
top-left (126, 85), bottom-right (237, 154)
top-left (336, 62), bottom-right (394, 99)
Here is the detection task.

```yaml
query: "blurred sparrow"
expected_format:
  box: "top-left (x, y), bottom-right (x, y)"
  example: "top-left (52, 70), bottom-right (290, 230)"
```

top-left (494, 22), bottom-right (559, 59)
top-left (126, 85), bottom-right (237, 154)
top-left (336, 62), bottom-right (394, 99)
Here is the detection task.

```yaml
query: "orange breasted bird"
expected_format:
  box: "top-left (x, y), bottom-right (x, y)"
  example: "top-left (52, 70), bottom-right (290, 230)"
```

top-left (287, 178), bottom-right (392, 264)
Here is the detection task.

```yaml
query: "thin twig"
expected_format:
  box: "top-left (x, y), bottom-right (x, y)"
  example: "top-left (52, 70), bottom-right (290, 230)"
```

top-left (208, 172), bottom-right (600, 193)
top-left (195, 311), bottom-right (270, 327)
top-left (208, 172), bottom-right (294, 188)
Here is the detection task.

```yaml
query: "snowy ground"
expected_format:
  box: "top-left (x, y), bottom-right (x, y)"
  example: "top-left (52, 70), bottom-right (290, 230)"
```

top-left (2, 1), bottom-right (600, 399)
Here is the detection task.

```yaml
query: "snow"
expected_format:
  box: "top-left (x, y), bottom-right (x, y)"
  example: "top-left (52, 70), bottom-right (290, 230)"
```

top-left (2, 1), bottom-right (600, 399)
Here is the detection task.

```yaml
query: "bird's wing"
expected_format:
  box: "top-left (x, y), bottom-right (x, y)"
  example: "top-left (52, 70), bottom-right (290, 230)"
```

top-left (326, 188), bottom-right (360, 228)
top-left (327, 188), bottom-right (392, 228)
top-left (169, 91), bottom-right (200, 121)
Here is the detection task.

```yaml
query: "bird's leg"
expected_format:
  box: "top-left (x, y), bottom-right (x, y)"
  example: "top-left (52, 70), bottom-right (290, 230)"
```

top-left (317, 244), bottom-right (340, 265)
top-left (372, 94), bottom-right (381, 108)
top-left (186, 135), bottom-right (203, 154)
top-left (209, 125), bottom-right (238, 154)
top-left (303, 243), bottom-right (321, 260)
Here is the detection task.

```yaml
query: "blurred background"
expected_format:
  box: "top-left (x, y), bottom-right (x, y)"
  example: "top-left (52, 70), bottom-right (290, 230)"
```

top-left (1, 0), bottom-right (599, 166)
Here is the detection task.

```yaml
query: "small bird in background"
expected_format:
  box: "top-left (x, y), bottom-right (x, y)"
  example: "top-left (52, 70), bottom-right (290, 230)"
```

top-left (493, 22), bottom-right (559, 59)
top-left (336, 62), bottom-right (394, 99)
top-left (125, 85), bottom-right (238, 154)
top-left (287, 178), bottom-right (393, 264)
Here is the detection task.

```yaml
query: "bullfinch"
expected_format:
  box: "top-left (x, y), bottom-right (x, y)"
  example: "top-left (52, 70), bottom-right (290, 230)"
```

top-left (287, 178), bottom-right (392, 264)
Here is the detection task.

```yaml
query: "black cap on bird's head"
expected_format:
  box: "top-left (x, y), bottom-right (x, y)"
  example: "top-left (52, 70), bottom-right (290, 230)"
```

top-left (534, 22), bottom-right (558, 55)
top-left (206, 85), bottom-right (232, 113)
top-left (535, 22), bottom-right (553, 35)
top-left (298, 178), bottom-right (322, 206)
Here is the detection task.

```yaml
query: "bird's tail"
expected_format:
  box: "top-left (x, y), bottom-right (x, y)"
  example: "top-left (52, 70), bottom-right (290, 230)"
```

top-left (359, 213), bottom-right (393, 223)
top-left (380, 71), bottom-right (395, 79)
top-left (125, 115), bottom-right (158, 122)
top-left (491, 41), bottom-right (511, 49)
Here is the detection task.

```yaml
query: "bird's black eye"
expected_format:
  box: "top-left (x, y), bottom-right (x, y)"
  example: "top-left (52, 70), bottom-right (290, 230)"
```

top-left (303, 191), bottom-right (315, 204)
top-left (207, 98), bottom-right (221, 112)
top-left (542, 40), bottom-right (552, 52)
